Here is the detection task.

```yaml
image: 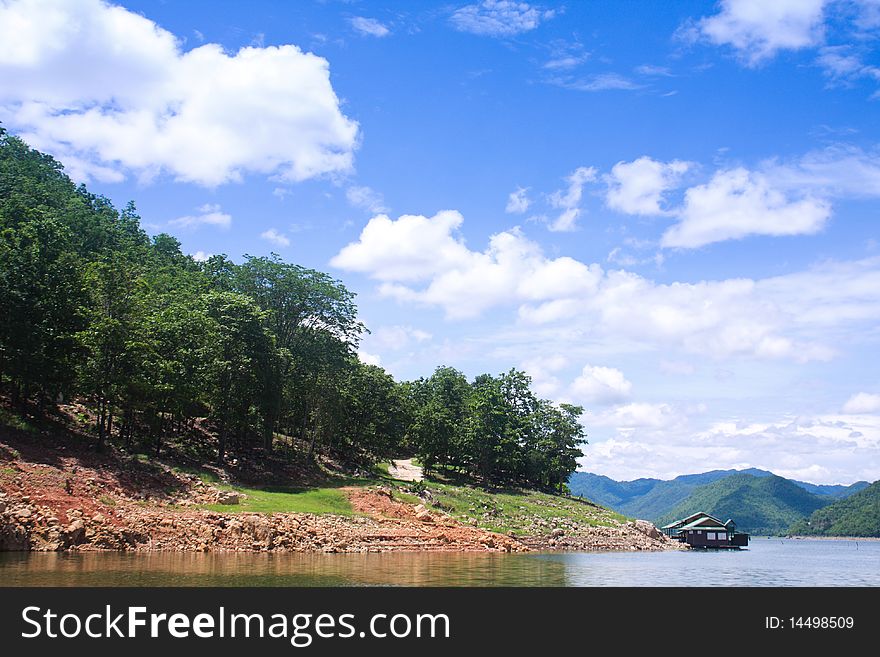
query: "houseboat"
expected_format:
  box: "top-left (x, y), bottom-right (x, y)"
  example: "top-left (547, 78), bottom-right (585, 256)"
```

top-left (661, 512), bottom-right (750, 549)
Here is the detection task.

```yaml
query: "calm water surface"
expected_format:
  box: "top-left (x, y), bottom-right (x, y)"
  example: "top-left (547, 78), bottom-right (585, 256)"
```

top-left (1, 538), bottom-right (878, 586)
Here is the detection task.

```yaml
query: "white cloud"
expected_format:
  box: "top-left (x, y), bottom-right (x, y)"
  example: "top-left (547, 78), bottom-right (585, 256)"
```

top-left (583, 413), bottom-right (880, 483)
top-left (330, 211), bottom-right (477, 283)
top-left (569, 365), bottom-right (633, 405)
top-left (505, 186), bottom-right (531, 214)
top-left (368, 325), bottom-right (433, 351)
top-left (450, 1), bottom-right (554, 37)
top-left (349, 17), bottom-right (390, 38)
top-left (590, 402), bottom-right (684, 429)
top-left (260, 228), bottom-right (290, 248)
top-left (550, 73), bottom-right (640, 92)
top-left (346, 186), bottom-right (388, 213)
top-left (544, 56), bottom-right (588, 70)
top-left (843, 392), bottom-right (880, 414)
top-left (605, 156), bottom-right (691, 215)
top-left (548, 166), bottom-right (597, 231)
top-left (662, 168), bottom-right (831, 248)
top-left (169, 203), bottom-right (232, 230)
top-left (692, 0), bottom-right (827, 65)
top-left (521, 354), bottom-right (568, 398)
top-left (0, 0), bottom-right (358, 186)
top-left (766, 145), bottom-right (880, 197)
top-left (817, 45), bottom-right (880, 86)
top-left (191, 250), bottom-right (211, 262)
top-left (332, 211), bottom-right (880, 361)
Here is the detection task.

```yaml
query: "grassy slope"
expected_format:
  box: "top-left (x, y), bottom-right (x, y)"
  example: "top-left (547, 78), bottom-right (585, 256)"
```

top-left (203, 485), bottom-right (355, 515)
top-left (421, 481), bottom-right (628, 536)
top-left (789, 480), bottom-right (880, 537)
top-left (657, 474), bottom-right (829, 535)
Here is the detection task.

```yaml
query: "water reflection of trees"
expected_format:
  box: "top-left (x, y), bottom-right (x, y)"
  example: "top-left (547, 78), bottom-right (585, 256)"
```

top-left (2, 552), bottom-right (570, 587)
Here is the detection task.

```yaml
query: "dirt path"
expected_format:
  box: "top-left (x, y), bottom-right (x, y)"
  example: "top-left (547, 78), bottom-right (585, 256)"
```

top-left (388, 458), bottom-right (423, 482)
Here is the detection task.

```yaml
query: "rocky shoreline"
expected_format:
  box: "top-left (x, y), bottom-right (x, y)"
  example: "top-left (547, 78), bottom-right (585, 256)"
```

top-left (0, 488), bottom-right (679, 554)
top-left (0, 432), bottom-right (681, 554)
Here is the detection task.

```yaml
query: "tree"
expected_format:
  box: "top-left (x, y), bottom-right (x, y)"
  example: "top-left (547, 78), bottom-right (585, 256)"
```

top-left (76, 256), bottom-right (146, 449)
top-left (204, 291), bottom-right (275, 463)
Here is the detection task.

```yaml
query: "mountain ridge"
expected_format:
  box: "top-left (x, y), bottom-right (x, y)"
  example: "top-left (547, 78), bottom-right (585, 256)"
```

top-left (569, 469), bottom-right (870, 531)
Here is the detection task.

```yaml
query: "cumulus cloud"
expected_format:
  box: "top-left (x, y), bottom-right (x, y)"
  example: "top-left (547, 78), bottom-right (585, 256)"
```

top-left (331, 211), bottom-right (880, 361)
top-left (191, 250), bottom-right (211, 262)
top-left (569, 365), bottom-right (633, 405)
top-left (169, 204), bottom-right (231, 230)
top-left (584, 413), bottom-right (880, 483)
top-left (605, 156), bottom-right (691, 215)
top-left (450, 1), bottom-right (555, 37)
top-left (260, 228), bottom-right (290, 248)
top-left (548, 166), bottom-right (597, 231)
top-left (589, 402), bottom-right (684, 429)
top-left (690, 0), bottom-right (827, 65)
top-left (843, 392), bottom-right (880, 414)
top-left (346, 186), bottom-right (389, 213)
top-left (349, 17), bottom-right (391, 38)
top-left (0, 0), bottom-right (358, 186)
top-left (661, 168), bottom-right (831, 248)
top-left (505, 186), bottom-right (531, 214)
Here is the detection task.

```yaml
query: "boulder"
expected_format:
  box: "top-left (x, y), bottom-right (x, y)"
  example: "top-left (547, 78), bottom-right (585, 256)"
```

top-left (633, 519), bottom-right (663, 540)
top-left (215, 491), bottom-right (242, 505)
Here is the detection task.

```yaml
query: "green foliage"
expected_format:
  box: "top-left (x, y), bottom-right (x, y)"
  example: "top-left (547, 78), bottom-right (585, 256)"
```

top-left (405, 367), bottom-right (586, 490)
top-left (0, 132), bottom-right (588, 501)
top-left (789, 480), bottom-right (880, 537)
top-left (657, 474), bottom-right (830, 535)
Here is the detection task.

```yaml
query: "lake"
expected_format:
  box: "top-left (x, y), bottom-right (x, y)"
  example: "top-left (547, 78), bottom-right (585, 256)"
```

top-left (1, 538), bottom-right (878, 586)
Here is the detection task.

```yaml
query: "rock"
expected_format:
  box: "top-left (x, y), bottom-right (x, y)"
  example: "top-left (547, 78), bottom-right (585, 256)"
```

top-left (64, 519), bottom-right (85, 546)
top-left (215, 491), bottom-right (242, 505)
top-left (550, 528), bottom-right (565, 538)
top-left (633, 519), bottom-right (663, 540)
top-left (0, 500), bottom-right (6, 513)
top-left (415, 509), bottom-right (434, 523)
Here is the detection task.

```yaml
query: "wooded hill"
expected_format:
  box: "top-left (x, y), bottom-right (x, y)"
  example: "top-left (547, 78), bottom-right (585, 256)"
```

top-left (789, 481), bottom-right (880, 537)
top-left (570, 469), bottom-right (870, 535)
top-left (0, 129), bottom-right (585, 492)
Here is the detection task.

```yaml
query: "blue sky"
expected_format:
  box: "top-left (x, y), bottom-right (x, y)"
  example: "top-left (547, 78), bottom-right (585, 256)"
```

top-left (2, 0), bottom-right (880, 483)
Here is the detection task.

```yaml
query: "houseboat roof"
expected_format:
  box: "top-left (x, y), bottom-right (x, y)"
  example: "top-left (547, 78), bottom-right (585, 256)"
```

top-left (662, 511), bottom-right (724, 530)
top-left (678, 517), bottom-right (728, 531)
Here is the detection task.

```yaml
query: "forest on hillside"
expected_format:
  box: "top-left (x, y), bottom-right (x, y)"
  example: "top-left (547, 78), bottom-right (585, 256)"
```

top-left (0, 128), bottom-right (586, 492)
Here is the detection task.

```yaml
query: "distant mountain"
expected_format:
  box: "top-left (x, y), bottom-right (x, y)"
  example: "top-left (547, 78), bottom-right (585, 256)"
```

top-left (569, 468), bottom-right (773, 520)
top-left (789, 480), bottom-right (880, 537)
top-left (791, 480), bottom-right (870, 499)
top-left (566, 472), bottom-right (660, 510)
top-left (656, 474), bottom-right (830, 535)
top-left (569, 469), bottom-right (868, 530)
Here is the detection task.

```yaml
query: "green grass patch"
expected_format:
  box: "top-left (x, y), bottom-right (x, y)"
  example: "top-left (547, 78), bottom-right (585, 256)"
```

top-left (1, 466), bottom-right (17, 476)
top-left (203, 485), bottom-right (353, 515)
top-left (98, 495), bottom-right (117, 507)
top-left (422, 481), bottom-right (628, 535)
top-left (373, 461), bottom-right (391, 477)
